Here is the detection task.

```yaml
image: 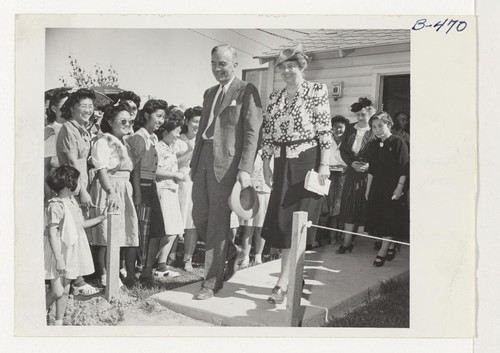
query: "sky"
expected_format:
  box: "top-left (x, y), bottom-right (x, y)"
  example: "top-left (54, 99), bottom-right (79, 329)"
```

top-left (45, 28), bottom-right (312, 108)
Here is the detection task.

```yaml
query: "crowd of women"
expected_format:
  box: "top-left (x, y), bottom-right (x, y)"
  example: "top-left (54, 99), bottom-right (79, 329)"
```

top-left (43, 43), bottom-right (410, 322)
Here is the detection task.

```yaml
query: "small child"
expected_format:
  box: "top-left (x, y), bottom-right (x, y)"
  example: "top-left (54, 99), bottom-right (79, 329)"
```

top-left (238, 149), bottom-right (271, 267)
top-left (44, 165), bottom-right (107, 325)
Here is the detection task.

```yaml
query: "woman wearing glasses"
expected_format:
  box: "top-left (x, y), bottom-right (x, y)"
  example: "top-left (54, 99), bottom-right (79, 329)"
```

top-left (88, 102), bottom-right (139, 286)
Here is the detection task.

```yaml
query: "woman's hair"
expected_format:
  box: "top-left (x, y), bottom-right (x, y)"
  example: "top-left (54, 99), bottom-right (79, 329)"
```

top-left (46, 88), bottom-right (71, 124)
top-left (134, 99), bottom-right (168, 129)
top-left (369, 111), bottom-right (394, 128)
top-left (180, 106), bottom-right (202, 134)
top-left (100, 101), bottom-right (132, 134)
top-left (115, 90), bottom-right (141, 108)
top-left (46, 165), bottom-right (80, 193)
top-left (60, 88), bottom-right (96, 120)
top-left (392, 111), bottom-right (410, 132)
top-left (331, 114), bottom-right (349, 127)
top-left (154, 119), bottom-right (183, 140)
top-left (350, 97), bottom-right (373, 113)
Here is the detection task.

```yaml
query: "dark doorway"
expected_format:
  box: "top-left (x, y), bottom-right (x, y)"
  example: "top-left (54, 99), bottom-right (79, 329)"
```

top-left (381, 74), bottom-right (410, 119)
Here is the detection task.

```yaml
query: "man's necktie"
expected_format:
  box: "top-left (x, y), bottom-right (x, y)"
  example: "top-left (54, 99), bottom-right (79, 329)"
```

top-left (205, 88), bottom-right (224, 139)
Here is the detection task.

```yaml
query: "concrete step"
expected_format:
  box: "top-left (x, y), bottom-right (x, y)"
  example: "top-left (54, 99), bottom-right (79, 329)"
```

top-left (153, 238), bottom-right (409, 327)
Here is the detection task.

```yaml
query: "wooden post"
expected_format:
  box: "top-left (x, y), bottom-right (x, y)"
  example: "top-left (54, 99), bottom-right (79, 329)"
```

top-left (285, 211), bottom-right (308, 327)
top-left (105, 213), bottom-right (120, 301)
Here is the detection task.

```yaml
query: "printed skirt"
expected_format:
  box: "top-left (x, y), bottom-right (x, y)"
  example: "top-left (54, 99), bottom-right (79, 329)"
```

top-left (89, 171), bottom-right (139, 247)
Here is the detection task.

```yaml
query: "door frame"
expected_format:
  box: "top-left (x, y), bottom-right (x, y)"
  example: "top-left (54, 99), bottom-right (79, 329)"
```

top-left (371, 64), bottom-right (410, 111)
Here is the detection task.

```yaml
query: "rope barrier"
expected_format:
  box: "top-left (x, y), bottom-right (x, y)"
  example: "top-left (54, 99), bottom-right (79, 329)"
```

top-left (304, 221), bottom-right (410, 246)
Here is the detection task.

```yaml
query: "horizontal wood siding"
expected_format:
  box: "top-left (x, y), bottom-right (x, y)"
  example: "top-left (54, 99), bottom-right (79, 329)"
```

top-left (268, 46), bottom-right (410, 122)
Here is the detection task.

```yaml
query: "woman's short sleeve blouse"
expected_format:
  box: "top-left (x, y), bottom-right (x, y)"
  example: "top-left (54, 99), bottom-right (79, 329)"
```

top-left (91, 133), bottom-right (133, 172)
top-left (56, 120), bottom-right (91, 165)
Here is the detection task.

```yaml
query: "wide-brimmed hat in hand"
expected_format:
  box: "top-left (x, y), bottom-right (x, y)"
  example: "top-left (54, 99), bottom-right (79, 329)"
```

top-left (228, 181), bottom-right (259, 220)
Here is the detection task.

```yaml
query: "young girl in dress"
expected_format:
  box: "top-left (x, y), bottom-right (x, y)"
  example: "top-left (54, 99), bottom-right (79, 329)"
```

top-left (44, 165), bottom-right (107, 325)
top-left (238, 149), bottom-right (272, 268)
top-left (153, 120), bottom-right (185, 277)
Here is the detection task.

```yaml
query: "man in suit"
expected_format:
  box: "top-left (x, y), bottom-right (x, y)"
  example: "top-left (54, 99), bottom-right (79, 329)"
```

top-left (191, 44), bottom-right (263, 300)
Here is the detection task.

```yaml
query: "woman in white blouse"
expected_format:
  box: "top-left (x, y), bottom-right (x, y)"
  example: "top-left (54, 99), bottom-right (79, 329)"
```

top-left (89, 102), bottom-right (139, 286)
top-left (336, 98), bottom-right (377, 254)
top-left (326, 115), bottom-right (349, 244)
top-left (176, 107), bottom-right (201, 272)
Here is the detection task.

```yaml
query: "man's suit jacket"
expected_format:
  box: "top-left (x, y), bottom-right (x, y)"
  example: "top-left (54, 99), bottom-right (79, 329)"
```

top-left (191, 77), bottom-right (263, 185)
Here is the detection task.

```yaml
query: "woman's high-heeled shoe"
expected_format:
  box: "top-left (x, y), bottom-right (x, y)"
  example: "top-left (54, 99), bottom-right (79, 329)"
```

top-left (268, 286), bottom-right (287, 304)
top-left (386, 248), bottom-right (397, 261)
top-left (336, 242), bottom-right (354, 254)
top-left (373, 255), bottom-right (386, 267)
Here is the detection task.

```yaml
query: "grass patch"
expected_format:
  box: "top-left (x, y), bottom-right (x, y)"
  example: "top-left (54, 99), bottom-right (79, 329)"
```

top-left (325, 275), bottom-right (409, 328)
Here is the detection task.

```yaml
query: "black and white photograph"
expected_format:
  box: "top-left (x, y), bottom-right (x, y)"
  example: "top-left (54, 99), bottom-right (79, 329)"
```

top-left (41, 27), bottom-right (410, 328)
top-left (14, 14), bottom-right (475, 338)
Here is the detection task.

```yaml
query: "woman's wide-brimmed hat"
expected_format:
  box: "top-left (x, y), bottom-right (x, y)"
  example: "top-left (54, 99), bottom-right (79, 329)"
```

top-left (228, 181), bottom-right (260, 221)
top-left (275, 43), bottom-right (309, 66)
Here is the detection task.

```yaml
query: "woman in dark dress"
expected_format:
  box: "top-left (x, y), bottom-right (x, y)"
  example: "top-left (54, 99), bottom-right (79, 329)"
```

top-left (365, 111), bottom-right (409, 267)
top-left (262, 43), bottom-right (332, 304)
top-left (336, 98), bottom-right (377, 254)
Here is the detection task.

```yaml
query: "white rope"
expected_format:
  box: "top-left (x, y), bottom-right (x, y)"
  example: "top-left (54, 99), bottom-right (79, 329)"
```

top-left (304, 221), bottom-right (410, 246)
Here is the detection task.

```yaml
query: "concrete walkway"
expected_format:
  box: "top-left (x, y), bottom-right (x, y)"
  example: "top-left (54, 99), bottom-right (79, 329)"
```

top-left (153, 237), bottom-right (409, 327)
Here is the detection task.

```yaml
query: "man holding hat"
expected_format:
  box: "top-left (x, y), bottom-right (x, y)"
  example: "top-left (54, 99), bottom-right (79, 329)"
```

top-left (190, 44), bottom-right (263, 300)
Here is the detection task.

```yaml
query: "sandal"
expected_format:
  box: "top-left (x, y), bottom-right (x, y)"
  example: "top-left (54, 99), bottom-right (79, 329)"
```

top-left (183, 259), bottom-right (194, 272)
top-left (154, 269), bottom-right (180, 278)
top-left (72, 283), bottom-right (100, 296)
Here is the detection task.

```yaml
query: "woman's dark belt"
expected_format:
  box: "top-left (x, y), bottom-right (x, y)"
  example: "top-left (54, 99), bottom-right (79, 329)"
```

top-left (273, 138), bottom-right (318, 157)
top-left (273, 138), bottom-right (316, 147)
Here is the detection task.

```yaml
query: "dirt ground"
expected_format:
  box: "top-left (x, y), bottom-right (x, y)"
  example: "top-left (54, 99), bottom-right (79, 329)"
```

top-left (46, 242), bottom-right (215, 326)
top-left (118, 299), bottom-right (212, 326)
top-left (46, 240), bottom-right (278, 326)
